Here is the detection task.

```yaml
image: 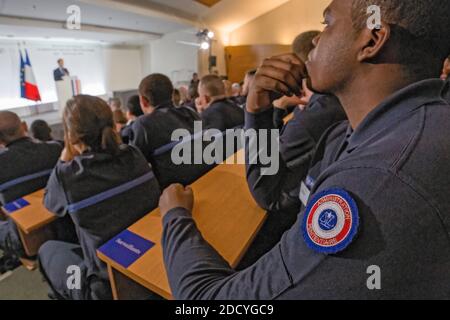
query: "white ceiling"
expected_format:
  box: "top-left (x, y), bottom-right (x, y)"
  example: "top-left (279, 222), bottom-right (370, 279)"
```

top-left (148, 0), bottom-right (291, 33)
top-left (0, 0), bottom-right (186, 44)
top-left (0, 0), bottom-right (290, 45)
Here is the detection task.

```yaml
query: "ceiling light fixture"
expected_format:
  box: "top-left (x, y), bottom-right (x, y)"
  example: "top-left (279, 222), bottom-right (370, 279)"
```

top-left (200, 41), bottom-right (210, 50)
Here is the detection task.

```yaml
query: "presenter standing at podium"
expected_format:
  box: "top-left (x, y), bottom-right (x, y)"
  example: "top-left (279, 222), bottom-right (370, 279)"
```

top-left (54, 58), bottom-right (75, 116)
top-left (53, 59), bottom-right (70, 81)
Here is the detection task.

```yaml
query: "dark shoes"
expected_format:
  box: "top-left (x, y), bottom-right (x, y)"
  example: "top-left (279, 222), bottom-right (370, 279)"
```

top-left (0, 254), bottom-right (21, 274)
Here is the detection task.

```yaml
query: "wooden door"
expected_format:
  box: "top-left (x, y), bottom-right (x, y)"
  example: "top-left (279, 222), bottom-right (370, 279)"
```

top-left (225, 45), bottom-right (291, 83)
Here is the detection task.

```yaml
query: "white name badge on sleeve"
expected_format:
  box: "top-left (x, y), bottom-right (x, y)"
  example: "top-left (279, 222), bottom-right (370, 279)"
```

top-left (299, 181), bottom-right (311, 207)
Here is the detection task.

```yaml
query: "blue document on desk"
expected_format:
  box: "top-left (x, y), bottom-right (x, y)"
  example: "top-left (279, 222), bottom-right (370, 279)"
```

top-left (99, 229), bottom-right (155, 268)
top-left (3, 198), bottom-right (30, 214)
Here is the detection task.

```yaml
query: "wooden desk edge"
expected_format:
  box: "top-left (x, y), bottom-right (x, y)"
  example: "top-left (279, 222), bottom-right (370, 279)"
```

top-left (97, 250), bottom-right (173, 300)
top-left (98, 210), bottom-right (268, 300)
top-left (9, 213), bottom-right (57, 235)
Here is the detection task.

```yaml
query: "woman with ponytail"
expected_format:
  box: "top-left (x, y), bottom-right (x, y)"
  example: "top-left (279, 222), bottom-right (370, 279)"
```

top-left (39, 95), bottom-right (161, 300)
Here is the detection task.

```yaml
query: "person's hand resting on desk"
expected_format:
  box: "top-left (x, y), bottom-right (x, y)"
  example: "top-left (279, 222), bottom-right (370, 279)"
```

top-left (247, 53), bottom-right (307, 114)
top-left (159, 184), bottom-right (194, 219)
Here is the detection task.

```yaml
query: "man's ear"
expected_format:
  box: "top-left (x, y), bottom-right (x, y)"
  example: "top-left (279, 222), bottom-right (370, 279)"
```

top-left (139, 95), bottom-right (151, 112)
top-left (21, 121), bottom-right (28, 134)
top-left (357, 22), bottom-right (391, 62)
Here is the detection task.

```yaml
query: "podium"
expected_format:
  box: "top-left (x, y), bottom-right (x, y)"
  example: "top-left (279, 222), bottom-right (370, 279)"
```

top-left (55, 76), bottom-right (82, 116)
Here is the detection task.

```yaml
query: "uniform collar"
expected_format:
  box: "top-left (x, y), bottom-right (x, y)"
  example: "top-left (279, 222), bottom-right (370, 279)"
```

top-left (210, 97), bottom-right (230, 106)
top-left (346, 79), bottom-right (446, 152)
top-left (154, 101), bottom-right (175, 111)
top-left (5, 136), bottom-right (31, 148)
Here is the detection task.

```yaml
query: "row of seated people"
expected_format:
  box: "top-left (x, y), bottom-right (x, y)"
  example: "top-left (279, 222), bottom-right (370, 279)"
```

top-left (155, 0), bottom-right (450, 301)
top-left (1, 8), bottom-right (450, 298)
top-left (172, 74), bottom-right (247, 111)
top-left (0, 69), bottom-right (248, 298)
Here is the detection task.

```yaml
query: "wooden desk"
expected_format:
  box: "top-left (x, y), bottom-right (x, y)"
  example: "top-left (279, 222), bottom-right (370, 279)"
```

top-left (98, 150), bottom-right (267, 300)
top-left (2, 189), bottom-right (57, 257)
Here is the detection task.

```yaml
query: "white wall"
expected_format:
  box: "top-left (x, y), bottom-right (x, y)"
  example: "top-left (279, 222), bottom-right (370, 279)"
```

top-left (230, 0), bottom-right (330, 46)
top-left (0, 29), bottom-right (203, 112)
top-left (0, 40), bottom-right (106, 111)
top-left (102, 47), bottom-right (143, 93)
top-left (0, 40), bottom-right (147, 111)
top-left (148, 29), bottom-right (198, 87)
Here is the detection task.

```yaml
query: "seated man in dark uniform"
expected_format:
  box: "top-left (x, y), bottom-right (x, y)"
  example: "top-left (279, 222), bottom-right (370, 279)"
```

top-left (198, 75), bottom-right (244, 131)
top-left (120, 95), bottom-right (143, 144)
top-left (237, 69), bottom-right (257, 108)
top-left (30, 119), bottom-right (62, 146)
top-left (237, 31), bottom-right (346, 267)
top-left (131, 74), bottom-right (210, 189)
top-left (181, 85), bottom-right (199, 112)
top-left (39, 95), bottom-right (161, 300)
top-left (159, 0), bottom-right (450, 299)
top-left (0, 111), bottom-right (70, 272)
top-left (251, 30), bottom-right (347, 213)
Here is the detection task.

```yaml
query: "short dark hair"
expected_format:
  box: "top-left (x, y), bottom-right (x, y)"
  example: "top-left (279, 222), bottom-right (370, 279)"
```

top-left (30, 119), bottom-right (52, 142)
top-left (126, 95), bottom-right (144, 117)
top-left (200, 75), bottom-right (225, 97)
top-left (0, 111), bottom-right (22, 144)
top-left (352, 0), bottom-right (450, 77)
top-left (139, 74), bottom-right (174, 107)
top-left (292, 31), bottom-right (321, 62)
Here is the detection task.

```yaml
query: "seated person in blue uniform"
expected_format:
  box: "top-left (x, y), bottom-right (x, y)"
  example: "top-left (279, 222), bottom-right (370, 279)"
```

top-left (131, 74), bottom-right (211, 189)
top-left (0, 111), bottom-right (71, 273)
top-left (38, 95), bottom-right (161, 300)
top-left (238, 31), bottom-right (347, 268)
top-left (250, 30), bottom-right (347, 213)
top-left (181, 85), bottom-right (199, 112)
top-left (120, 95), bottom-right (143, 144)
top-left (158, 0), bottom-right (450, 299)
top-left (241, 69), bottom-right (256, 106)
top-left (30, 119), bottom-right (62, 146)
top-left (197, 75), bottom-right (245, 131)
top-left (271, 30), bottom-right (324, 128)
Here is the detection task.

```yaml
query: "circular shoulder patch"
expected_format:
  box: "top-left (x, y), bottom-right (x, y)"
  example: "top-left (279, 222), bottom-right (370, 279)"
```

top-left (301, 188), bottom-right (359, 254)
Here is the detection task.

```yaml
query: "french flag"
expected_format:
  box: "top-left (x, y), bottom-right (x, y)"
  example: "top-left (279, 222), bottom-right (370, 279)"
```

top-left (20, 49), bottom-right (41, 102)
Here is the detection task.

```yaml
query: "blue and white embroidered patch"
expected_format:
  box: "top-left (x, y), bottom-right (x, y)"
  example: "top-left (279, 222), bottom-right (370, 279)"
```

top-left (301, 188), bottom-right (359, 254)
